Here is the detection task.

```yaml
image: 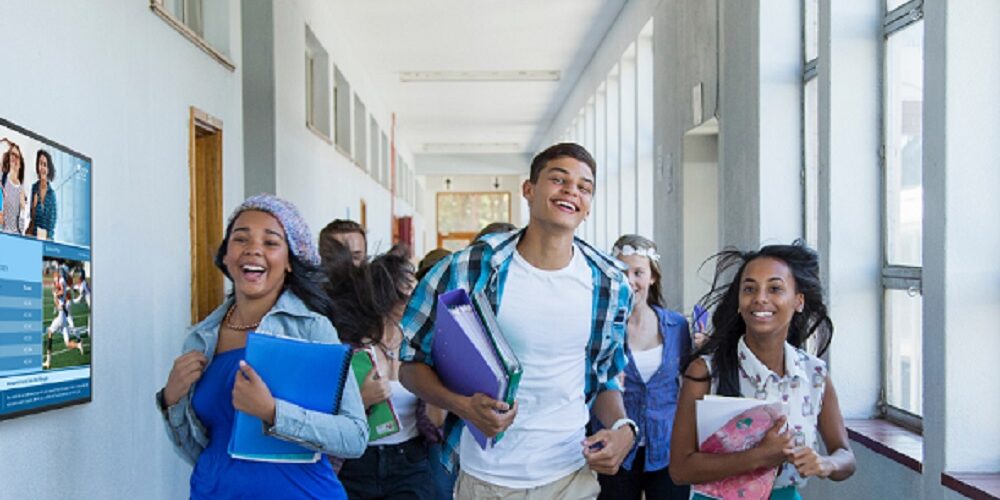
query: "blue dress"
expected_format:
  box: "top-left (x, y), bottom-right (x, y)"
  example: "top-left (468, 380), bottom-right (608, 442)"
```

top-left (190, 348), bottom-right (348, 499)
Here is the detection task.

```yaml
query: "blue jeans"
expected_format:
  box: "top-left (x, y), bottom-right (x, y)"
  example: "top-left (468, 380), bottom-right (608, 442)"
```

top-left (339, 437), bottom-right (434, 499)
top-left (427, 443), bottom-right (458, 499)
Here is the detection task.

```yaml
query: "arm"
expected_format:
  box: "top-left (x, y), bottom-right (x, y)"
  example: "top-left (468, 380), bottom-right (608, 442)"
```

top-left (583, 388), bottom-right (636, 475)
top-left (669, 358), bottom-right (792, 485)
top-left (399, 361), bottom-right (516, 438)
top-left (783, 377), bottom-right (856, 480)
top-left (269, 365), bottom-right (369, 458)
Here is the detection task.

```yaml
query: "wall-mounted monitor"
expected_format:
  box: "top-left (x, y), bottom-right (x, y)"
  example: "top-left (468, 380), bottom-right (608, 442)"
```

top-left (0, 118), bottom-right (92, 420)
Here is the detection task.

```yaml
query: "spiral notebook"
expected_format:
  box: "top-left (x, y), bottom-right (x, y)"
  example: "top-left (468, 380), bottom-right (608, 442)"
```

top-left (228, 332), bottom-right (352, 463)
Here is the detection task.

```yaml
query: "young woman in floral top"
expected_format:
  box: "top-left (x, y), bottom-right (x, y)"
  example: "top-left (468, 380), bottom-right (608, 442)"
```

top-left (669, 242), bottom-right (856, 499)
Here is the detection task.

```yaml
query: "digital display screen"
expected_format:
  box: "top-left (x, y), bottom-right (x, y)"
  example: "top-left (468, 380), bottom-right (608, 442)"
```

top-left (0, 118), bottom-right (92, 420)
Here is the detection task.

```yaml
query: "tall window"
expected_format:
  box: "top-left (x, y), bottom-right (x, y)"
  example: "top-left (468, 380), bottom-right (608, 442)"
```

top-left (334, 67), bottom-right (352, 153)
top-left (882, 0), bottom-right (924, 428)
top-left (803, 0), bottom-right (819, 248)
top-left (304, 25), bottom-right (330, 138)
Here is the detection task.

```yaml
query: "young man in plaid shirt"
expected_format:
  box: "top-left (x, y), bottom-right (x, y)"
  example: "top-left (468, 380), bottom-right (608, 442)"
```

top-left (400, 143), bottom-right (637, 499)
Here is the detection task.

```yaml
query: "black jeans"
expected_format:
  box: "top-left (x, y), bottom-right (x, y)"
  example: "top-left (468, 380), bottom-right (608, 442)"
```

top-left (339, 437), bottom-right (434, 500)
top-left (597, 447), bottom-right (689, 500)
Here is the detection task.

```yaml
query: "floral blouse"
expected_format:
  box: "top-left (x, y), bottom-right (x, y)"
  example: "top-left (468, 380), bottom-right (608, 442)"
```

top-left (705, 337), bottom-right (828, 489)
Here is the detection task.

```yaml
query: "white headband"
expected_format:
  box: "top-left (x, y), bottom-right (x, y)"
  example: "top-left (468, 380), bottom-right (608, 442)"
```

top-left (613, 244), bottom-right (660, 262)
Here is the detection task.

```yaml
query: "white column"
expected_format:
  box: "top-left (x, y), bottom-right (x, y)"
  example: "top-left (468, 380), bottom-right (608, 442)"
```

top-left (924, 0), bottom-right (1000, 482)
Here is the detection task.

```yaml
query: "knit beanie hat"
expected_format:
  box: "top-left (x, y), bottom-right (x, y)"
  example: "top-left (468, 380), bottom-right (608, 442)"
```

top-left (226, 194), bottom-right (321, 266)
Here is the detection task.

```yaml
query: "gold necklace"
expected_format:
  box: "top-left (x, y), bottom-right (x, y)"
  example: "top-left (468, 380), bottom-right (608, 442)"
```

top-left (224, 303), bottom-right (261, 330)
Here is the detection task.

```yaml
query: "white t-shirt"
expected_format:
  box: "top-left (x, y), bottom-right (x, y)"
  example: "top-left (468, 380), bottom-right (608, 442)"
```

top-left (369, 380), bottom-right (419, 445)
top-left (631, 343), bottom-right (663, 384)
top-left (459, 246), bottom-right (594, 488)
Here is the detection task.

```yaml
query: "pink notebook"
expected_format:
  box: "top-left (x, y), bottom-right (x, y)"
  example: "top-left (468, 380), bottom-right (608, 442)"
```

top-left (692, 402), bottom-right (783, 500)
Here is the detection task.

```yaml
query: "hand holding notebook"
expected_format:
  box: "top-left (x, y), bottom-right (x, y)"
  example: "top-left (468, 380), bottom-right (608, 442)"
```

top-left (692, 397), bottom-right (786, 500)
top-left (431, 288), bottom-right (522, 449)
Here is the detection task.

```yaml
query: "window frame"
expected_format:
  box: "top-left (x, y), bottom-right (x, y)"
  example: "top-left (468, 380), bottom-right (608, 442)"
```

top-left (802, 0), bottom-right (819, 248)
top-left (879, 0), bottom-right (924, 433)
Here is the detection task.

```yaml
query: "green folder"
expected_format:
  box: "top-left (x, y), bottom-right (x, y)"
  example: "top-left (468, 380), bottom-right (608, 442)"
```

top-left (350, 349), bottom-right (401, 441)
top-left (470, 290), bottom-right (523, 442)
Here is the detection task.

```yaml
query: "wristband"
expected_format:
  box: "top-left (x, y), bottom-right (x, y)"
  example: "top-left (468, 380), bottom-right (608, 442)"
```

top-left (611, 417), bottom-right (639, 440)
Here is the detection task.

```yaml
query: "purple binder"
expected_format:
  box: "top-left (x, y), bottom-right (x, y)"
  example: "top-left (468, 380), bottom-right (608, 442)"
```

top-left (431, 288), bottom-right (504, 449)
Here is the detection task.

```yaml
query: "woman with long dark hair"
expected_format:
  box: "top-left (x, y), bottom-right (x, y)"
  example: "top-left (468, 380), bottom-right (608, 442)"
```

top-left (157, 194), bottom-right (368, 499)
top-left (669, 241), bottom-right (855, 499)
top-left (325, 245), bottom-right (437, 499)
top-left (29, 149), bottom-right (56, 240)
top-left (1, 138), bottom-right (28, 234)
top-left (596, 234), bottom-right (690, 499)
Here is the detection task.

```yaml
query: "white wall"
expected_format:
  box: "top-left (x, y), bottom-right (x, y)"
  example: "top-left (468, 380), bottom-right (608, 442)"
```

top-left (269, 0), bottom-right (420, 257)
top-left (0, 1), bottom-right (244, 498)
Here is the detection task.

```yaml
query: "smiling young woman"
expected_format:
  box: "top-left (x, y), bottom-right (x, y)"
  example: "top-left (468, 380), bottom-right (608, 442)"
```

top-left (668, 242), bottom-right (856, 500)
top-left (157, 194), bottom-right (368, 500)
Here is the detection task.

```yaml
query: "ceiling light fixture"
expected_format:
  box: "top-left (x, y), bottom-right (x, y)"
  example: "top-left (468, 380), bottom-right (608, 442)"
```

top-left (400, 70), bottom-right (560, 82)
top-left (421, 142), bottom-right (522, 153)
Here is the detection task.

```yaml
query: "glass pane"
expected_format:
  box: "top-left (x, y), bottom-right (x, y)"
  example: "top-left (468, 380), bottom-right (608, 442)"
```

top-left (804, 0), bottom-right (818, 62)
top-left (803, 77), bottom-right (819, 248)
top-left (886, 0), bottom-right (909, 13)
top-left (884, 23), bottom-right (923, 266)
top-left (885, 288), bottom-right (922, 416)
top-left (436, 193), bottom-right (511, 235)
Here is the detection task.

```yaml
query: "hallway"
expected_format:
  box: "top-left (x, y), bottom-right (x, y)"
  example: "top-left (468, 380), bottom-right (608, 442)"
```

top-left (0, 1), bottom-right (997, 498)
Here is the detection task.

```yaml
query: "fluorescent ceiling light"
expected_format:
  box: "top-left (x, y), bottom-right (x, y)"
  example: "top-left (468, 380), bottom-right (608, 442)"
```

top-left (421, 142), bottom-right (523, 153)
top-left (400, 70), bottom-right (560, 82)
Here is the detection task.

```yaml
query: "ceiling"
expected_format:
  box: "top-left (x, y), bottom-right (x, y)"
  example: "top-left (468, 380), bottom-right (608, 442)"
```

top-left (329, 0), bottom-right (628, 164)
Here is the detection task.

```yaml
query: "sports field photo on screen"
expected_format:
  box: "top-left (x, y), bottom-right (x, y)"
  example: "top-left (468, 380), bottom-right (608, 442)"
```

top-left (40, 258), bottom-right (91, 370)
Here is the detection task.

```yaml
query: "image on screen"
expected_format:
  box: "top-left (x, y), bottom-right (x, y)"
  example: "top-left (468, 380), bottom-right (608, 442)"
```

top-left (0, 117), bottom-right (92, 420)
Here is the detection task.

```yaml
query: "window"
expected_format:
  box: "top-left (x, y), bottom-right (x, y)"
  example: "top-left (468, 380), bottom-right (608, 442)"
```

top-left (334, 67), bottom-right (352, 153)
top-left (172, 0), bottom-right (203, 36)
top-left (381, 131), bottom-right (390, 189)
top-left (149, 0), bottom-right (233, 70)
top-left (353, 96), bottom-right (368, 169)
top-left (304, 25), bottom-right (330, 138)
top-left (370, 117), bottom-right (380, 179)
top-left (803, 0), bottom-right (819, 247)
top-left (882, 0), bottom-right (924, 428)
top-left (436, 192), bottom-right (511, 251)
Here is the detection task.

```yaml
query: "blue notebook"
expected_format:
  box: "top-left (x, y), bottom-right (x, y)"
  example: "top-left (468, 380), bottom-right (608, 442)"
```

top-left (228, 332), bottom-right (352, 463)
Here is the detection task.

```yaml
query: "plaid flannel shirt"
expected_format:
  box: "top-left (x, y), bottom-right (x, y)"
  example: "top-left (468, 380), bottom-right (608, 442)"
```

top-left (399, 228), bottom-right (633, 472)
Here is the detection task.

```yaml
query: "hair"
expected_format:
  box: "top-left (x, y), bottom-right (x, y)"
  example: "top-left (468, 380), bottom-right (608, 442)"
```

top-left (36, 150), bottom-right (55, 182)
top-left (319, 219), bottom-right (366, 263)
top-left (684, 240), bottom-right (833, 396)
top-left (2, 143), bottom-right (25, 186)
top-left (324, 247), bottom-right (416, 347)
top-left (214, 215), bottom-right (335, 322)
top-left (473, 222), bottom-right (517, 243)
top-left (612, 234), bottom-right (664, 308)
top-left (416, 248), bottom-right (452, 282)
top-left (528, 142), bottom-right (596, 183)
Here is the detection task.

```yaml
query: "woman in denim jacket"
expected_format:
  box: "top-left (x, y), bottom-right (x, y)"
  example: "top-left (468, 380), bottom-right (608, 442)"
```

top-left (157, 194), bottom-right (368, 499)
top-left (597, 234), bottom-right (692, 499)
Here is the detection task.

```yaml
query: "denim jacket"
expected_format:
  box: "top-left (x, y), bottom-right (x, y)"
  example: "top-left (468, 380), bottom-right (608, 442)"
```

top-left (620, 305), bottom-right (691, 472)
top-left (160, 290), bottom-right (369, 465)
